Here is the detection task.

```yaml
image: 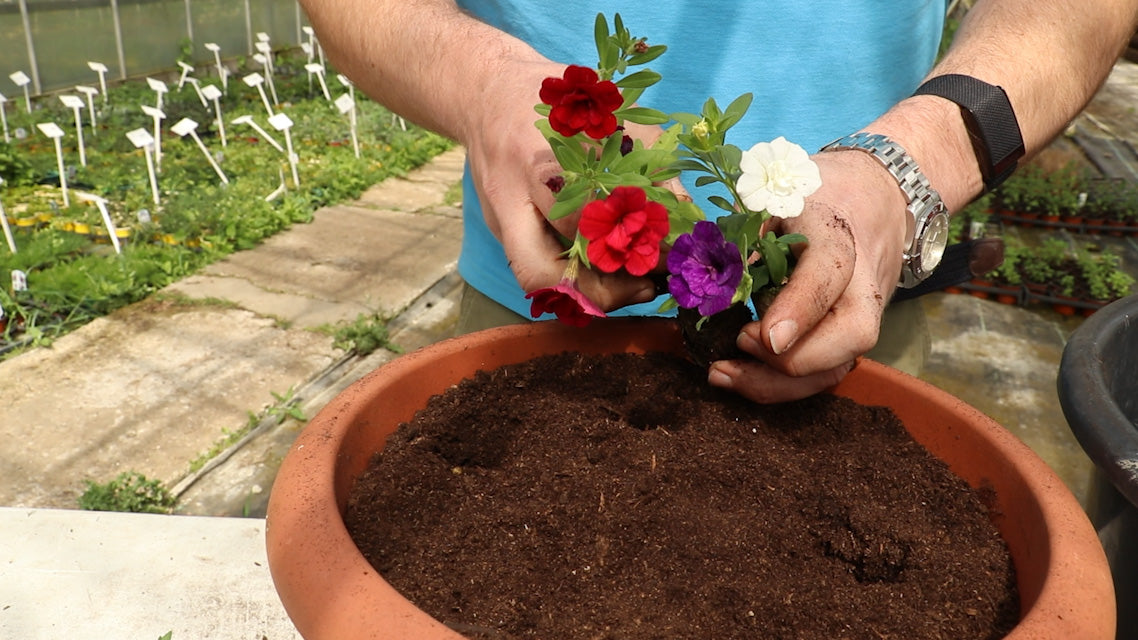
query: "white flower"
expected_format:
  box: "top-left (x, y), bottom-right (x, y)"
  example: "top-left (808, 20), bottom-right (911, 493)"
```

top-left (736, 136), bottom-right (822, 218)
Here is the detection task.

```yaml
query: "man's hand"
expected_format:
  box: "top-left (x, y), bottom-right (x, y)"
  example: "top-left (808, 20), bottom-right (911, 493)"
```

top-left (707, 149), bottom-right (910, 403)
top-left (462, 62), bottom-right (680, 312)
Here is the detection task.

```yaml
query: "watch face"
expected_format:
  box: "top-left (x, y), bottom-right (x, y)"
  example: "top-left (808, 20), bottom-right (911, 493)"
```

top-left (919, 212), bottom-right (951, 272)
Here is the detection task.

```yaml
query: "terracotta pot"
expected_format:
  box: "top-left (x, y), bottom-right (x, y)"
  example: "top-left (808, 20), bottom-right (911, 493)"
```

top-left (266, 319), bottom-right (1114, 640)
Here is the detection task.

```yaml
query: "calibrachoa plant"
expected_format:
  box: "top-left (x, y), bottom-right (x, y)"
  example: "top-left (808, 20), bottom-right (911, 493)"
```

top-left (525, 14), bottom-right (822, 329)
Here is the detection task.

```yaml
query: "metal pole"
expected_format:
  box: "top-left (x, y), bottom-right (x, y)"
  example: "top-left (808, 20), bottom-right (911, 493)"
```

top-left (110, 0), bottom-right (127, 80)
top-left (295, 1), bottom-right (302, 45)
top-left (17, 0), bottom-right (41, 95)
top-left (244, 0), bottom-right (253, 55)
top-left (184, 0), bottom-right (194, 45)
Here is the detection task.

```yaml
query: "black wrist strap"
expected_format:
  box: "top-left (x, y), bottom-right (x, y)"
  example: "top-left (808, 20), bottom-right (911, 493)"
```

top-left (913, 74), bottom-right (1025, 192)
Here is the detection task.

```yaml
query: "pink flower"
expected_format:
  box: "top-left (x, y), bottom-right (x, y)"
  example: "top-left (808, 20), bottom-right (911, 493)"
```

top-left (525, 278), bottom-right (607, 327)
top-left (539, 65), bottom-right (623, 139)
top-left (578, 186), bottom-right (669, 276)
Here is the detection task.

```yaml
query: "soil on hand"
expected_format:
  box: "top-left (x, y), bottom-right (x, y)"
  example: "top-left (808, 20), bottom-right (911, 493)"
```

top-left (345, 352), bottom-right (1019, 640)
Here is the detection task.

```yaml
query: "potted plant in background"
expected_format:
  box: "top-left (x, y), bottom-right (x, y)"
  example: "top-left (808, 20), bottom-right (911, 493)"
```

top-left (1078, 248), bottom-right (1135, 313)
top-left (266, 14), bottom-right (1114, 639)
top-left (987, 243), bottom-right (1023, 305)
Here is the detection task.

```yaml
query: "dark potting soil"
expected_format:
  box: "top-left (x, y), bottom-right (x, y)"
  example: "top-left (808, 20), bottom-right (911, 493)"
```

top-left (345, 351), bottom-right (1019, 640)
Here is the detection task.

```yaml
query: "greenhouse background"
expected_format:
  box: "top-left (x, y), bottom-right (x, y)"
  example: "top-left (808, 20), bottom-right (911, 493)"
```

top-left (1, 0), bottom-right (307, 96)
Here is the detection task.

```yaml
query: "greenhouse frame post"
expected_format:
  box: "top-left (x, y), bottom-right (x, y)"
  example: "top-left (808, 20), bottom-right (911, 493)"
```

top-left (184, 0), bottom-right (194, 44)
top-left (17, 0), bottom-right (41, 95)
top-left (110, 0), bottom-right (127, 80)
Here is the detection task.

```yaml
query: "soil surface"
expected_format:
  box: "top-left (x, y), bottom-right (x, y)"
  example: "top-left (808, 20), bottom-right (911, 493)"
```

top-left (345, 351), bottom-right (1018, 640)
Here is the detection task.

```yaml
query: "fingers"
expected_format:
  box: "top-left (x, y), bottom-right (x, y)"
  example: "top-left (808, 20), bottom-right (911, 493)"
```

top-left (753, 204), bottom-right (861, 357)
top-left (708, 357), bottom-right (858, 404)
top-left (577, 267), bottom-right (659, 310)
top-left (484, 180), bottom-right (658, 311)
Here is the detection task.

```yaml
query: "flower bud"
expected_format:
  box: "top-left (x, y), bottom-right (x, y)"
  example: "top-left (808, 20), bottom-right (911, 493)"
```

top-left (691, 120), bottom-right (711, 144)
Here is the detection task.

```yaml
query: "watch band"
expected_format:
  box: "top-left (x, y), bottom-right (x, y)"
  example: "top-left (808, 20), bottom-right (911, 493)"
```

top-left (819, 132), bottom-right (949, 287)
top-left (913, 74), bottom-right (1025, 192)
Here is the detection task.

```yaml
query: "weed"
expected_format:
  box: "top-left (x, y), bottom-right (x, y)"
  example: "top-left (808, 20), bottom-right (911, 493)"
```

top-left (331, 312), bottom-right (401, 356)
top-left (78, 471), bottom-right (176, 514)
top-left (186, 387), bottom-right (306, 473)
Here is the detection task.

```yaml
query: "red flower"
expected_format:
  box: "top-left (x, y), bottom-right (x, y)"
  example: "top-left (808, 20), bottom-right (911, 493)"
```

top-left (525, 278), bottom-right (607, 327)
top-left (578, 186), bottom-right (669, 276)
top-left (540, 65), bottom-right (623, 139)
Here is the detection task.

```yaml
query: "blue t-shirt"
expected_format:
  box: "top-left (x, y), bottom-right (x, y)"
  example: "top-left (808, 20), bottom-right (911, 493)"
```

top-left (455, 1), bottom-right (945, 319)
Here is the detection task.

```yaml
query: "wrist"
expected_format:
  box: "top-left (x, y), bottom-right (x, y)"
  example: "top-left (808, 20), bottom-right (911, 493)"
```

top-left (860, 94), bottom-right (983, 213)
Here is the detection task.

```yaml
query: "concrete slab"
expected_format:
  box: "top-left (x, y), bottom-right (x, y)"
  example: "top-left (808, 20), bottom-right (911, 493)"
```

top-left (0, 145), bottom-right (467, 512)
top-left (356, 146), bottom-right (466, 211)
top-left (182, 205), bottom-right (461, 323)
top-left (0, 508), bottom-right (300, 640)
top-left (918, 292), bottom-right (1095, 502)
top-left (175, 272), bottom-right (465, 518)
top-left (167, 273), bottom-right (375, 329)
top-left (0, 301), bottom-right (336, 509)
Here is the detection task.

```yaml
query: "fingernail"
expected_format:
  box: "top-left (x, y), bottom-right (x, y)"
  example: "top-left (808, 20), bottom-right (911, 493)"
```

top-left (736, 330), bottom-right (760, 355)
top-left (708, 367), bottom-right (732, 388)
top-left (768, 319), bottom-right (799, 355)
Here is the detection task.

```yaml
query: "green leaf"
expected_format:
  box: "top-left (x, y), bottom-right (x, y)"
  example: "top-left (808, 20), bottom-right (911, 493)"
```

top-left (613, 12), bottom-right (626, 35)
top-left (701, 96), bottom-right (723, 121)
top-left (651, 124), bottom-right (682, 153)
top-left (628, 44), bottom-right (667, 66)
top-left (599, 131), bottom-right (625, 166)
top-left (749, 264), bottom-right (771, 291)
top-left (548, 136), bottom-right (587, 173)
top-left (708, 195), bottom-right (736, 213)
top-left (715, 217), bottom-right (758, 261)
top-left (759, 235), bottom-right (789, 285)
top-left (670, 158), bottom-right (712, 174)
top-left (619, 86), bottom-right (645, 108)
top-left (534, 103), bottom-right (551, 117)
top-left (720, 93), bottom-right (754, 130)
top-left (717, 144), bottom-right (743, 173)
top-left (694, 175), bottom-right (719, 188)
top-left (669, 111), bottom-right (702, 127)
top-left (594, 13), bottom-right (609, 60)
top-left (648, 168), bottom-right (682, 182)
top-left (617, 107), bottom-right (670, 125)
top-left (669, 200), bottom-right (705, 223)
top-left (656, 296), bottom-right (678, 313)
top-left (615, 69), bottom-right (662, 89)
top-left (779, 232), bottom-right (809, 246)
top-left (548, 183), bottom-right (590, 221)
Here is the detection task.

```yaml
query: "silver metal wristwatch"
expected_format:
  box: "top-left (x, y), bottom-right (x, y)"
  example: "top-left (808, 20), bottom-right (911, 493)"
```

top-left (819, 132), bottom-right (950, 288)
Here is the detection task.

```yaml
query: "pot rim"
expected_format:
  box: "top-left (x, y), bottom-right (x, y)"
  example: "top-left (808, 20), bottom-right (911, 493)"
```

top-left (267, 318), bottom-right (1113, 639)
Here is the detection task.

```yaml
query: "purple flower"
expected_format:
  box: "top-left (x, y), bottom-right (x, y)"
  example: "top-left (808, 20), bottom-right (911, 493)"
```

top-left (666, 221), bottom-right (744, 316)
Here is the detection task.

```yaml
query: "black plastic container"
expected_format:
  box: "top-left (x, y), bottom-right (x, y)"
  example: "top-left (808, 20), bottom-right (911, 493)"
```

top-left (1058, 294), bottom-right (1138, 640)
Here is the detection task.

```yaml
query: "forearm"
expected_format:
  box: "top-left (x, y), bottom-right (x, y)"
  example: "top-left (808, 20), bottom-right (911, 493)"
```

top-left (298, 0), bottom-right (547, 143)
top-left (867, 0), bottom-right (1138, 212)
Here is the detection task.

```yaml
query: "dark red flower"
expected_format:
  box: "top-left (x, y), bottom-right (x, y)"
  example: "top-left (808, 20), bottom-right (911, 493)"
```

top-left (539, 65), bottom-right (623, 139)
top-left (578, 186), bottom-right (669, 276)
top-left (525, 278), bottom-right (607, 327)
top-left (545, 176), bottom-right (565, 193)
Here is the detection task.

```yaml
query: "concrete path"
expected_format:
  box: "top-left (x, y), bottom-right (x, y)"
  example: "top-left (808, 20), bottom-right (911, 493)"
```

top-left (0, 148), bottom-right (466, 639)
top-left (0, 147), bottom-right (466, 511)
